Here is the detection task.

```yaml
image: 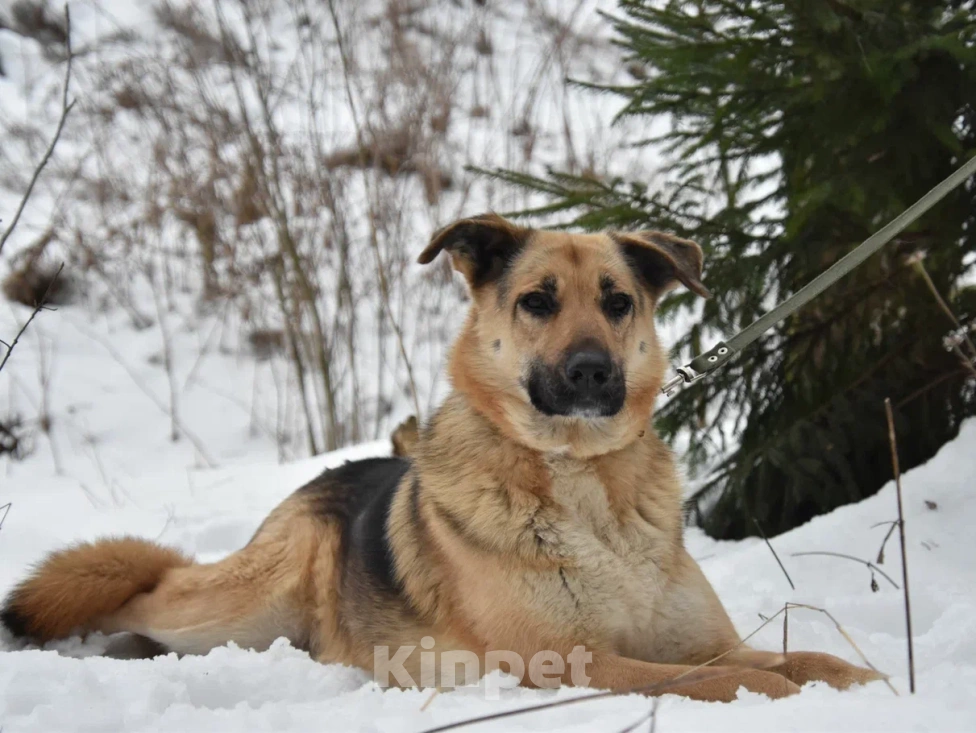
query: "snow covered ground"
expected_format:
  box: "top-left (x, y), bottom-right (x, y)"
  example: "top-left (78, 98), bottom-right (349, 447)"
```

top-left (2, 417), bottom-right (974, 731)
top-left (2, 1), bottom-right (975, 731)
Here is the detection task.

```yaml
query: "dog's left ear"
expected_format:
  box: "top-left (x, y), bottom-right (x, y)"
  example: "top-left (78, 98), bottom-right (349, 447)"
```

top-left (418, 213), bottom-right (529, 289)
top-left (612, 231), bottom-right (710, 298)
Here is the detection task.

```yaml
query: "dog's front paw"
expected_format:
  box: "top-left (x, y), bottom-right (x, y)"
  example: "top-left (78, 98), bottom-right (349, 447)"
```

top-left (768, 651), bottom-right (886, 690)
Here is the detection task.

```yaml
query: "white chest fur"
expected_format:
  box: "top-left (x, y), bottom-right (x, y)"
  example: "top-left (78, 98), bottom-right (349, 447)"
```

top-left (533, 455), bottom-right (671, 658)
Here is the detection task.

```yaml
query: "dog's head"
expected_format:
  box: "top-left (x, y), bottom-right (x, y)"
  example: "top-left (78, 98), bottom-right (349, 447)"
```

top-left (419, 213), bottom-right (708, 457)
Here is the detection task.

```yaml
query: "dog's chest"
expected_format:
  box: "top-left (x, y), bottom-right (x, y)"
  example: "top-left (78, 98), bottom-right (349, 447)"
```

top-left (534, 456), bottom-right (668, 652)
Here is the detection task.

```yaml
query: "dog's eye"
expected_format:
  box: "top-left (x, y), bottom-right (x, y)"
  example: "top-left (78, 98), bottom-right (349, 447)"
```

top-left (605, 293), bottom-right (633, 320)
top-left (519, 292), bottom-right (556, 317)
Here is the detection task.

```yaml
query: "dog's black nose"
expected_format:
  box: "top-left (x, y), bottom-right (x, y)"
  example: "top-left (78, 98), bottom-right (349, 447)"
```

top-left (564, 349), bottom-right (613, 396)
top-left (527, 345), bottom-right (625, 417)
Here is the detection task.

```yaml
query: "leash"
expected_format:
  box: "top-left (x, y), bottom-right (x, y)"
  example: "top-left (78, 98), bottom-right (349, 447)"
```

top-left (662, 154), bottom-right (976, 397)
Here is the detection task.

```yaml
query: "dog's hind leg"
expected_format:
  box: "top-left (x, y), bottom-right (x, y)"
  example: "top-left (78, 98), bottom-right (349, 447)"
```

top-left (101, 508), bottom-right (323, 655)
top-left (100, 556), bottom-right (307, 655)
top-left (2, 495), bottom-right (326, 655)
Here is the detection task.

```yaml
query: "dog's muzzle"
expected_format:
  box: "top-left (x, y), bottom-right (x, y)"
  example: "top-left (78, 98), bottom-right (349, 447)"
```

top-left (526, 346), bottom-right (626, 418)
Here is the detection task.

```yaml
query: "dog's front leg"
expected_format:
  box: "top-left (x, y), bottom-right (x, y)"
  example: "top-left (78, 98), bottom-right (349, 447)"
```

top-left (755, 650), bottom-right (886, 690)
top-left (548, 649), bottom-right (800, 702)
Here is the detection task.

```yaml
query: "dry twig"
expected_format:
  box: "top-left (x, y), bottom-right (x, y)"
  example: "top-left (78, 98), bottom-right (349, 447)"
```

top-left (419, 665), bottom-right (750, 733)
top-left (324, 0), bottom-right (423, 423)
top-left (419, 689), bottom-right (440, 712)
top-left (67, 316), bottom-right (217, 467)
top-left (0, 264), bottom-right (63, 375)
top-left (791, 551), bottom-right (899, 590)
top-left (885, 398), bottom-right (915, 693)
top-left (753, 517), bottom-right (795, 590)
top-left (616, 697), bottom-right (659, 733)
top-left (0, 5), bottom-right (76, 257)
top-left (911, 257), bottom-right (976, 376)
top-left (872, 520), bottom-right (899, 564)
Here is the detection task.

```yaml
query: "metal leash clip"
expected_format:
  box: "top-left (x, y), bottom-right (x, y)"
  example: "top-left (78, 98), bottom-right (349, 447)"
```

top-left (661, 341), bottom-right (736, 397)
top-left (661, 364), bottom-right (704, 397)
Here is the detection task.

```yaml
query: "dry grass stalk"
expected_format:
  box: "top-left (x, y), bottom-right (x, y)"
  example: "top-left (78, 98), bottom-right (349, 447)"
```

top-left (752, 517), bottom-right (795, 590)
top-left (784, 603), bottom-right (895, 694)
top-left (791, 551), bottom-right (899, 590)
top-left (419, 689), bottom-right (439, 712)
top-left (782, 603), bottom-right (789, 655)
top-left (616, 697), bottom-right (659, 733)
top-left (325, 0), bottom-right (423, 423)
top-left (872, 520), bottom-right (899, 564)
top-left (0, 4), bottom-right (75, 257)
top-left (67, 317), bottom-right (217, 468)
top-left (884, 397), bottom-right (916, 693)
top-left (419, 665), bottom-right (754, 733)
top-left (0, 264), bottom-right (63, 375)
top-left (911, 256), bottom-right (976, 377)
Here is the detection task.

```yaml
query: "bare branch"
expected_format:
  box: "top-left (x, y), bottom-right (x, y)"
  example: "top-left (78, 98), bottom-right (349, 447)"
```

top-left (753, 517), bottom-right (795, 590)
top-left (784, 602), bottom-right (895, 695)
top-left (325, 0), bottom-right (423, 422)
top-left (0, 5), bottom-right (76, 256)
top-left (0, 263), bottom-right (64, 374)
top-left (616, 697), bottom-right (659, 733)
top-left (874, 520), bottom-right (898, 564)
top-left (911, 256), bottom-right (976, 372)
top-left (791, 550), bottom-right (900, 589)
top-left (66, 316), bottom-right (217, 468)
top-left (885, 398), bottom-right (916, 694)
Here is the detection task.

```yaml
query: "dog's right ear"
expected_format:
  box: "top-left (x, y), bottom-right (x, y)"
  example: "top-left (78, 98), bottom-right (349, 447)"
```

top-left (417, 213), bottom-right (529, 289)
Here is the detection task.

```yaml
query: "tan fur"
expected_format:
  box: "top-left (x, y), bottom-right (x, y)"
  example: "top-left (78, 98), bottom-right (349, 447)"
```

top-left (99, 499), bottom-right (323, 655)
top-left (390, 415), bottom-right (419, 457)
top-left (2, 538), bottom-right (192, 641)
top-left (2, 215), bottom-right (884, 703)
top-left (447, 230), bottom-right (669, 457)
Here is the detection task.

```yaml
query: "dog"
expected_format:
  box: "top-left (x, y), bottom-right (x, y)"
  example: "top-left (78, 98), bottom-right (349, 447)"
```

top-left (1, 214), bottom-right (883, 701)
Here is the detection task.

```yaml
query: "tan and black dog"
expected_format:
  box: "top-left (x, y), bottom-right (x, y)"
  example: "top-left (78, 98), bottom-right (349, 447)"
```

top-left (1, 214), bottom-right (883, 701)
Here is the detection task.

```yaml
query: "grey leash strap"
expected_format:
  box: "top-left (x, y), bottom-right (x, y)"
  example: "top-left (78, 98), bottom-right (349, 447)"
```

top-left (662, 153), bottom-right (976, 396)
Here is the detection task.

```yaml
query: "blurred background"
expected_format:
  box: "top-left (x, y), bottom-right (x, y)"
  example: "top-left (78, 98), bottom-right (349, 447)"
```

top-left (1, 0), bottom-right (973, 539)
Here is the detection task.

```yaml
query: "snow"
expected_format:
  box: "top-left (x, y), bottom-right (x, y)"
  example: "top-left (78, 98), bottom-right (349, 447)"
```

top-left (2, 417), bottom-right (975, 731)
top-left (2, 1), bottom-right (976, 730)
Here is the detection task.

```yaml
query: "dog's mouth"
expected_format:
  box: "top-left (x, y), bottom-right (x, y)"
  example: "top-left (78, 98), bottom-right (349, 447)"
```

top-left (525, 361), bottom-right (626, 418)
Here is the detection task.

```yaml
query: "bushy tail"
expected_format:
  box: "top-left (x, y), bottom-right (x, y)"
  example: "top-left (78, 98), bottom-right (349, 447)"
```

top-left (1, 537), bottom-right (192, 643)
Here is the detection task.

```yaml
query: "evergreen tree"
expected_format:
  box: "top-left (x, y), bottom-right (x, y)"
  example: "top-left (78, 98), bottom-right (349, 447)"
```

top-left (487, 0), bottom-right (976, 538)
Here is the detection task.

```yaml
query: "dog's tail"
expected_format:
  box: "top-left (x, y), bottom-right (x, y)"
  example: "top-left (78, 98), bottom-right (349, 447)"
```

top-left (1, 537), bottom-right (192, 643)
